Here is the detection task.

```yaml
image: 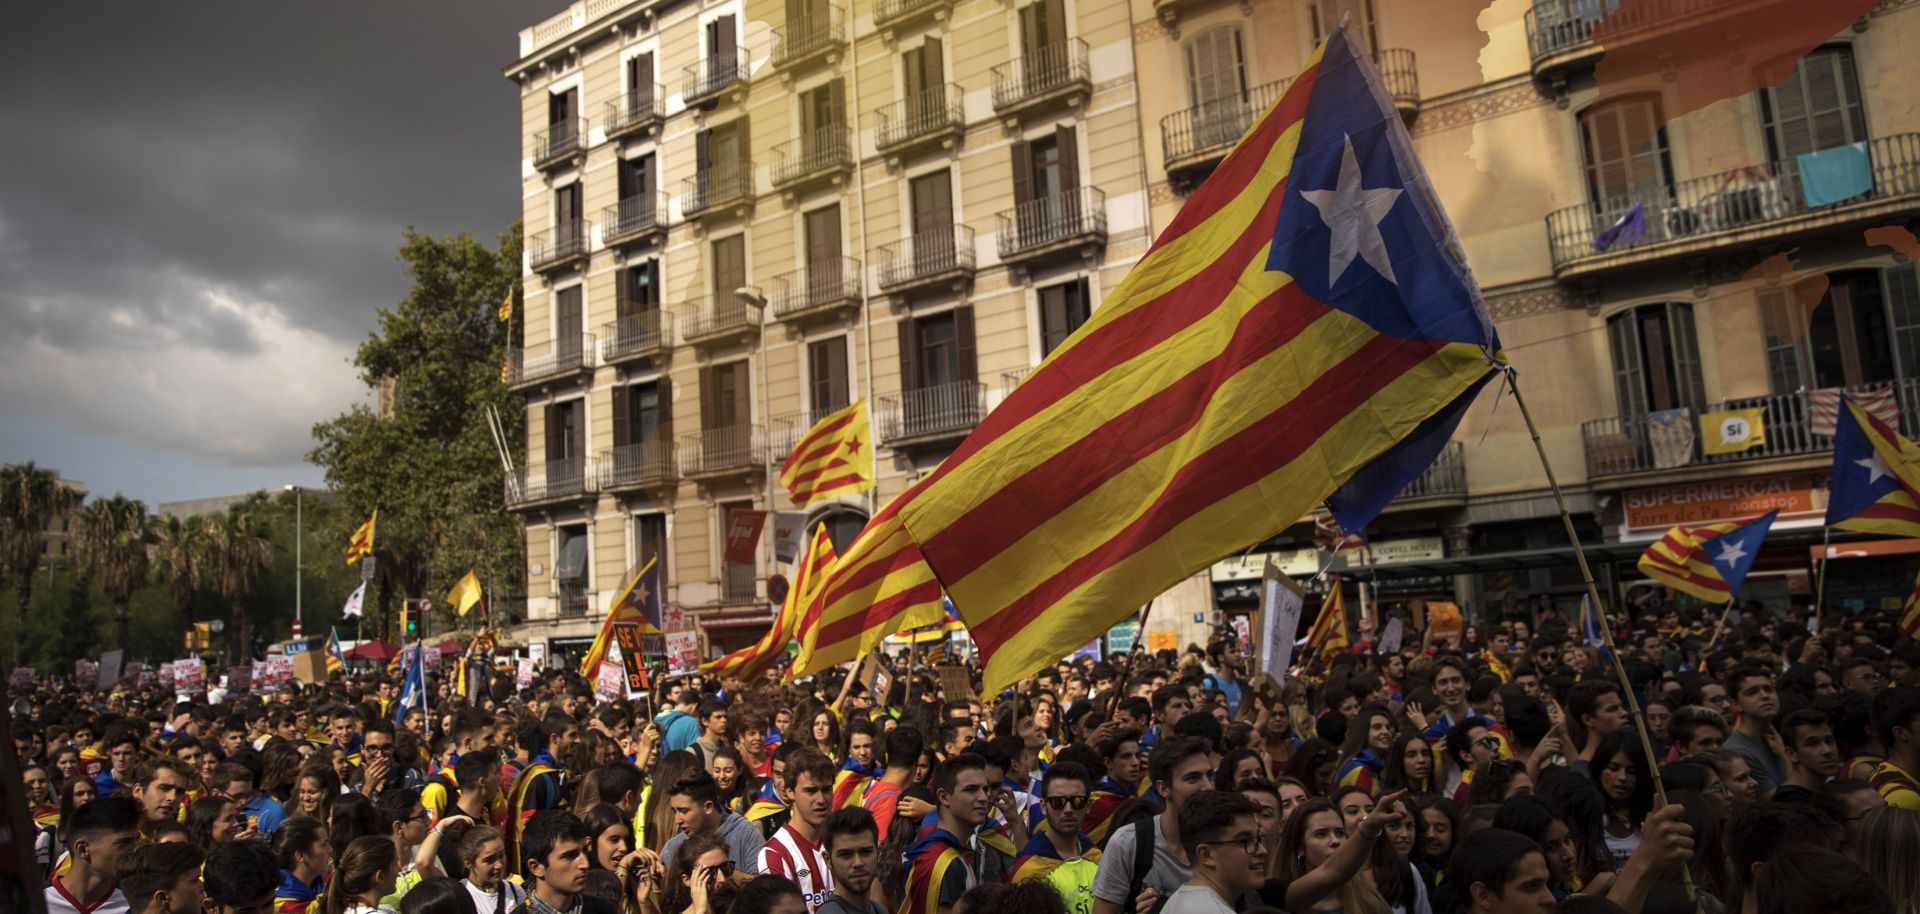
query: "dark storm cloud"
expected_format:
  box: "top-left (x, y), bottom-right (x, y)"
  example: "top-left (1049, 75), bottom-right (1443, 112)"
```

top-left (0, 0), bottom-right (539, 351)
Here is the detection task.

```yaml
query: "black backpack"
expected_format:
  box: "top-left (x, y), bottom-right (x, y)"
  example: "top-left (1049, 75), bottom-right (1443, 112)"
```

top-left (1125, 817), bottom-right (1170, 914)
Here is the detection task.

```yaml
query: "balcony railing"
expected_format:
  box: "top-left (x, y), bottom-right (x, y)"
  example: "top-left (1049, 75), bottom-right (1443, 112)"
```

top-left (533, 117), bottom-right (585, 169)
top-left (1374, 48), bottom-right (1419, 112)
top-left (1546, 133), bottom-right (1920, 272)
top-left (507, 334), bottom-right (595, 389)
top-left (598, 441), bottom-right (677, 491)
top-left (874, 0), bottom-right (947, 28)
top-left (772, 127), bottom-right (853, 188)
top-left (505, 458), bottom-right (597, 507)
top-left (681, 425), bottom-right (765, 476)
top-left (600, 311), bottom-right (673, 364)
top-left (997, 187), bottom-right (1107, 261)
top-left (1399, 441), bottom-right (1467, 500)
top-left (1161, 78), bottom-right (1294, 178)
top-left (683, 301), bottom-right (759, 344)
top-left (881, 381), bottom-right (985, 444)
top-left (1524, 0), bottom-right (1621, 62)
top-left (876, 85), bottom-right (965, 152)
top-left (770, 405), bottom-right (852, 455)
top-left (604, 90), bottom-right (665, 139)
top-left (878, 225), bottom-right (976, 291)
top-left (529, 223), bottom-right (590, 272)
top-left (603, 193), bottom-right (667, 245)
top-left (991, 39), bottom-right (1091, 113)
top-left (772, 257), bottom-right (862, 319)
top-left (684, 49), bottom-right (750, 105)
top-left (682, 162), bottom-right (755, 218)
top-left (774, 8), bottom-right (845, 69)
top-left (1581, 378), bottom-right (1920, 479)
top-left (722, 563), bottom-right (758, 604)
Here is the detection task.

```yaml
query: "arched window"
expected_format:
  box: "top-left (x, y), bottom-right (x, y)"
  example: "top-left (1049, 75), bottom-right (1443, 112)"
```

top-left (1606, 302), bottom-right (1704, 416)
top-left (1761, 45), bottom-right (1867, 166)
top-left (814, 510), bottom-right (869, 556)
top-left (1577, 96), bottom-right (1673, 211)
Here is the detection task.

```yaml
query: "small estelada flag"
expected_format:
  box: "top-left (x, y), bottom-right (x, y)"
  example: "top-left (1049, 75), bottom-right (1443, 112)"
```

top-left (779, 400), bottom-right (875, 508)
top-left (345, 510), bottom-right (377, 566)
top-left (498, 288), bottom-right (514, 321)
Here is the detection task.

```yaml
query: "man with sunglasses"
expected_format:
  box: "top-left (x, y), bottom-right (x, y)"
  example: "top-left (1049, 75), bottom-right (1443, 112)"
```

top-left (1013, 761), bottom-right (1102, 914)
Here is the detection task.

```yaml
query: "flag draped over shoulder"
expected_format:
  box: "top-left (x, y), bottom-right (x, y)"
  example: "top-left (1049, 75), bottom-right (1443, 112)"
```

top-left (345, 510), bottom-right (377, 565)
top-left (579, 557), bottom-right (661, 678)
top-left (1827, 397), bottom-right (1920, 537)
top-left (1636, 511), bottom-right (1777, 603)
top-left (708, 526), bottom-right (837, 681)
top-left (780, 400), bottom-right (875, 508)
top-left (869, 25), bottom-right (1503, 691)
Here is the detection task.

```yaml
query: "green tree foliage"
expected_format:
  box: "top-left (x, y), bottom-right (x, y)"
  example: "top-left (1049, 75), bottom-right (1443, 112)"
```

top-left (308, 224), bottom-right (526, 638)
top-left (71, 494), bottom-right (152, 653)
top-left (0, 461), bottom-right (83, 660)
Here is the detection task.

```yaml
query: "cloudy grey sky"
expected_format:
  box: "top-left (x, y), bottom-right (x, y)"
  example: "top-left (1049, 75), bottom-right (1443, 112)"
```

top-left (0, 1), bottom-right (552, 505)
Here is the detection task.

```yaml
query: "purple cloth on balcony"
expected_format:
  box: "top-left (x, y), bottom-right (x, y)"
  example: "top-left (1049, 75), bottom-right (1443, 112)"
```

top-left (1593, 202), bottom-right (1646, 251)
top-left (1798, 142), bottom-right (1872, 208)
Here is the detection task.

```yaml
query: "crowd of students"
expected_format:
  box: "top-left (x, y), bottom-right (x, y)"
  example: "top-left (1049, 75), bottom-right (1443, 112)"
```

top-left (12, 595), bottom-right (1920, 914)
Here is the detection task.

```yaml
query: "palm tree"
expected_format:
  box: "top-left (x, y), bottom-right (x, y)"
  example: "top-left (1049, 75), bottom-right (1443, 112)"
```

top-left (71, 495), bottom-right (152, 653)
top-left (200, 507), bottom-right (270, 661)
top-left (0, 462), bottom-right (83, 645)
top-left (152, 514), bottom-right (204, 631)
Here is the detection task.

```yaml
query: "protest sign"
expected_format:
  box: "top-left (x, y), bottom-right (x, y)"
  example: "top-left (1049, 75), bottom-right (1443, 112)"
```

top-left (665, 631), bottom-right (701, 676)
top-left (1259, 559), bottom-right (1305, 681)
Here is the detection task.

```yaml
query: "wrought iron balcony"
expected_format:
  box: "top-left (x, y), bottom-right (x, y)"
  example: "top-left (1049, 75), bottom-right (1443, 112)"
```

top-left (770, 405), bottom-right (852, 456)
top-left (771, 127), bottom-right (852, 190)
top-left (598, 441), bottom-right (677, 492)
top-left (505, 458), bottom-right (598, 508)
top-left (1374, 48), bottom-right (1419, 115)
top-left (533, 117), bottom-right (586, 169)
top-left (599, 311), bottom-right (674, 366)
top-left (507, 334), bottom-right (596, 391)
top-left (604, 90), bottom-right (665, 140)
top-left (877, 225), bottom-right (975, 294)
top-left (602, 193), bottom-right (668, 247)
top-left (681, 425), bottom-right (766, 477)
top-left (996, 187), bottom-right (1107, 263)
top-left (1582, 380), bottom-right (1920, 479)
top-left (529, 223), bottom-right (590, 273)
top-left (1525, 0), bottom-right (1813, 89)
top-left (774, 8), bottom-right (845, 71)
top-left (1161, 78), bottom-right (1293, 186)
top-left (874, 0), bottom-right (948, 29)
top-left (683, 300), bottom-right (760, 346)
top-left (1546, 133), bottom-right (1920, 277)
top-left (772, 257), bottom-right (862, 321)
top-left (1524, 0), bottom-right (1617, 65)
top-left (881, 381), bottom-right (985, 445)
top-left (682, 162), bottom-right (755, 219)
top-left (991, 39), bottom-right (1091, 115)
top-left (876, 85), bottom-right (965, 156)
top-left (1397, 441), bottom-right (1467, 501)
top-left (684, 49), bottom-right (750, 106)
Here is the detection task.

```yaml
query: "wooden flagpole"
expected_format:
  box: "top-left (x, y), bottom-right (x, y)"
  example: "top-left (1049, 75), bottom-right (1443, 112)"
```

top-left (1812, 526), bottom-right (1832, 634)
top-left (1509, 379), bottom-right (1694, 900)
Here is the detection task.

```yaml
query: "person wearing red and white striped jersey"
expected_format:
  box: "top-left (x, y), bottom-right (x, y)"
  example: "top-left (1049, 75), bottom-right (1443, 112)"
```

top-left (757, 749), bottom-right (837, 913)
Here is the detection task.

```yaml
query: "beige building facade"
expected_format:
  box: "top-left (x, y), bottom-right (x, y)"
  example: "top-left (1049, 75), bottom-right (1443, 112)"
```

top-left (506, 0), bottom-right (1920, 663)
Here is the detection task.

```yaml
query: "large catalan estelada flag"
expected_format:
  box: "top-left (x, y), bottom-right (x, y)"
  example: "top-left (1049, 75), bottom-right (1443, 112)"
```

top-left (1637, 510), bottom-right (1778, 603)
top-left (1827, 396), bottom-right (1920, 537)
top-left (780, 400), bottom-right (875, 508)
top-left (345, 509), bottom-right (377, 565)
top-left (579, 556), bottom-right (661, 678)
top-left (789, 483), bottom-right (951, 679)
top-left (709, 526), bottom-right (837, 681)
top-left (815, 24), bottom-right (1503, 691)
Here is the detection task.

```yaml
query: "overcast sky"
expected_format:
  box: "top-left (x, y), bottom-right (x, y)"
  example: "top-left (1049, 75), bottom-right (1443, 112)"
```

top-left (0, 1), bottom-right (549, 505)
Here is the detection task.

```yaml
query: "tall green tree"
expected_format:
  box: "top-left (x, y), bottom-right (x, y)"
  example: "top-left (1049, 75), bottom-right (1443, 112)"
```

top-left (152, 514), bottom-right (203, 626)
top-left (71, 494), bottom-right (151, 653)
top-left (200, 506), bottom-right (271, 659)
top-left (309, 224), bottom-right (526, 635)
top-left (0, 462), bottom-right (83, 655)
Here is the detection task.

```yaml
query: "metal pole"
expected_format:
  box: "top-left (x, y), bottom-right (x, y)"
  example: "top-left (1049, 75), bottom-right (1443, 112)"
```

top-left (294, 487), bottom-right (303, 630)
top-left (1508, 378), bottom-right (1694, 901)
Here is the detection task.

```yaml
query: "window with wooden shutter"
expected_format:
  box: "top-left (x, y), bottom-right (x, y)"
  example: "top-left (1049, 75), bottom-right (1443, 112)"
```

top-left (709, 15), bottom-right (738, 78)
top-left (1309, 0), bottom-right (1377, 53)
top-left (612, 385), bottom-right (631, 449)
top-left (1578, 98), bottom-right (1672, 211)
top-left (898, 318), bottom-right (920, 392)
top-left (634, 514), bottom-right (668, 587)
top-left (809, 336), bottom-right (850, 413)
top-left (629, 55), bottom-right (654, 110)
top-left (1606, 303), bottom-right (1704, 415)
top-left (1762, 46), bottom-right (1867, 165)
top-left (1186, 26), bottom-right (1249, 149)
top-left (1758, 288), bottom-right (1808, 396)
top-left (712, 234), bottom-right (746, 299)
top-left (1886, 264), bottom-right (1920, 389)
top-left (556, 285), bottom-right (583, 360)
top-left (1039, 278), bottom-right (1091, 356)
top-left (918, 311), bottom-right (959, 388)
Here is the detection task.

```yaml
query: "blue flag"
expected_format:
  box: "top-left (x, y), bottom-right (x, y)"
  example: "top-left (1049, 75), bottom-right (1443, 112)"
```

top-left (393, 643), bottom-right (428, 734)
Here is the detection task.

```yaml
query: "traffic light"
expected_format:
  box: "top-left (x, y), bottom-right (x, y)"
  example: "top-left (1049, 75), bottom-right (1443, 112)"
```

top-left (399, 602), bottom-right (409, 638)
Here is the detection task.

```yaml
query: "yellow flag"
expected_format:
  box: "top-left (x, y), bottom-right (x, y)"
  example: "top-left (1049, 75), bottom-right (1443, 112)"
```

top-left (345, 510), bottom-right (377, 566)
top-left (1700, 408), bottom-right (1766, 455)
top-left (497, 288), bottom-right (514, 321)
top-left (447, 571), bottom-right (482, 617)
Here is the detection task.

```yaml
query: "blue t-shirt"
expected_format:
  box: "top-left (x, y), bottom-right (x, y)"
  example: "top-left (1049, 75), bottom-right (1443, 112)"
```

top-left (244, 793), bottom-right (288, 834)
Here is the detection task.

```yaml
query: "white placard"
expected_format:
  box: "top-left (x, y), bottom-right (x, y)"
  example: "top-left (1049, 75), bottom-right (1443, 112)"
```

top-left (1260, 559), bottom-right (1305, 681)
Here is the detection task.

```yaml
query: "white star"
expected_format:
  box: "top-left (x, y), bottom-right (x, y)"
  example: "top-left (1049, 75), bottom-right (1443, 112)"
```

top-left (1714, 538), bottom-right (1749, 568)
top-left (1299, 134), bottom-right (1404, 285)
top-left (1857, 452), bottom-right (1892, 485)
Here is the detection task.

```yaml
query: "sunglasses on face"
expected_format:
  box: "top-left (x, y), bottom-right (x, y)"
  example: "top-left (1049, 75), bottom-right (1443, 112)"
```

top-left (1044, 795), bottom-right (1090, 811)
top-left (706, 861), bottom-right (738, 879)
top-left (1476, 736), bottom-right (1501, 749)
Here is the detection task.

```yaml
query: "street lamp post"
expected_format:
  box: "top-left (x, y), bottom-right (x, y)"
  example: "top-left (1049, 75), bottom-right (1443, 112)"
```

top-left (283, 484), bottom-right (302, 637)
top-left (735, 286), bottom-right (776, 595)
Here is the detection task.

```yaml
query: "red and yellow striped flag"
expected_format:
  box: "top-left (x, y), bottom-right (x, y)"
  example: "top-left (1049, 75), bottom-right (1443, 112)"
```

top-left (709, 526), bottom-right (838, 680)
top-left (1306, 579), bottom-right (1349, 664)
top-left (345, 510), bottom-right (377, 566)
top-left (1899, 569), bottom-right (1920, 641)
top-left (884, 27), bottom-right (1502, 691)
top-left (789, 485), bottom-right (949, 679)
top-left (780, 400), bottom-right (874, 508)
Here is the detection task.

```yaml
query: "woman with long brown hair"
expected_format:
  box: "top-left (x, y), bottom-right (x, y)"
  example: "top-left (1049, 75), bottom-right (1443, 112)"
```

top-left (321, 835), bottom-right (402, 914)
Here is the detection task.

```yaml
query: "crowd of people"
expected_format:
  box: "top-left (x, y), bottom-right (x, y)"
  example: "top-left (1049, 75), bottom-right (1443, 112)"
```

top-left (11, 593), bottom-right (1920, 914)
